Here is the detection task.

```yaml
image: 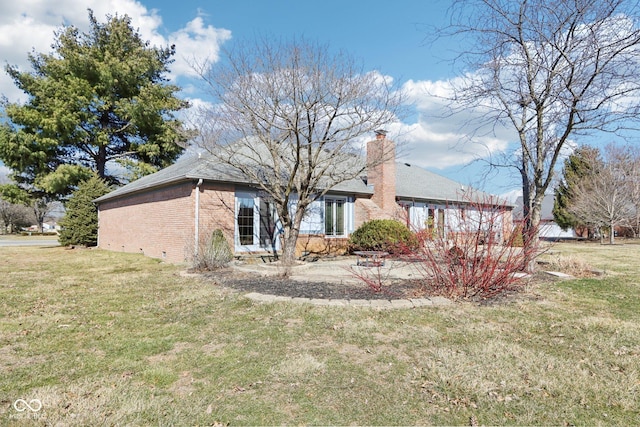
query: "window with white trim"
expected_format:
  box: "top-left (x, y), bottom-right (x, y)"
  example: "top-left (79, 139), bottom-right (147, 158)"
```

top-left (324, 197), bottom-right (345, 236)
top-left (237, 196), bottom-right (255, 245)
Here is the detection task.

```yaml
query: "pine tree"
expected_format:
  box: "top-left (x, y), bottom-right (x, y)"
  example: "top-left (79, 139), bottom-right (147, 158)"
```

top-left (553, 146), bottom-right (602, 231)
top-left (58, 175), bottom-right (110, 246)
top-left (0, 10), bottom-right (188, 198)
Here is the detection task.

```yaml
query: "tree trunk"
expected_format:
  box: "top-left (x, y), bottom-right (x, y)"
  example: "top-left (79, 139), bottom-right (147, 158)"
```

top-left (281, 228), bottom-right (300, 267)
top-left (520, 167), bottom-right (543, 272)
top-left (609, 220), bottom-right (615, 245)
top-left (279, 203), bottom-right (307, 268)
top-left (97, 145), bottom-right (107, 179)
top-left (33, 207), bottom-right (45, 234)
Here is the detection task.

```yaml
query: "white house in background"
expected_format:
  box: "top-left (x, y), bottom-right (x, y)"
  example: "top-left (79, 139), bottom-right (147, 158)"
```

top-left (514, 195), bottom-right (577, 240)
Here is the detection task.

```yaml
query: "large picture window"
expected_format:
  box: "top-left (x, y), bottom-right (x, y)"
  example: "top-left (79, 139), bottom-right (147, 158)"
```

top-left (427, 208), bottom-right (435, 234)
top-left (325, 198), bottom-right (345, 236)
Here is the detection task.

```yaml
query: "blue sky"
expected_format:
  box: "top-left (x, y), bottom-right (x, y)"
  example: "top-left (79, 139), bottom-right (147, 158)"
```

top-left (0, 0), bottom-right (524, 197)
top-left (163, 0), bottom-right (455, 81)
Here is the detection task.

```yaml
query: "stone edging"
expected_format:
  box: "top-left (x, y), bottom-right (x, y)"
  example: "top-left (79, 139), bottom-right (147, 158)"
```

top-left (244, 292), bottom-right (452, 309)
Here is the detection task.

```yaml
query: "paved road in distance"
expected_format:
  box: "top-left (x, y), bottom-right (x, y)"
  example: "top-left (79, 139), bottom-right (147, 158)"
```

top-left (0, 239), bottom-right (60, 247)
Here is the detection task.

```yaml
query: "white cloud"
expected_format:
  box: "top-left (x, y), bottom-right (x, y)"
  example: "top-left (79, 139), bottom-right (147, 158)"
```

top-left (0, 1), bottom-right (514, 176)
top-left (397, 77), bottom-right (516, 170)
top-left (168, 17), bottom-right (231, 78)
top-left (0, 0), bottom-right (230, 102)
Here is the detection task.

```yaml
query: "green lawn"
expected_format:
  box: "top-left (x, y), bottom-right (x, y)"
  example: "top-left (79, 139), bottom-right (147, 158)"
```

top-left (1, 242), bottom-right (639, 425)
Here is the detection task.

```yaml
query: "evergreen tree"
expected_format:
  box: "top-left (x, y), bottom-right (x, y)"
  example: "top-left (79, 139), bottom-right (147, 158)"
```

top-left (553, 146), bottom-right (602, 231)
top-left (0, 10), bottom-right (188, 198)
top-left (58, 175), bottom-right (110, 246)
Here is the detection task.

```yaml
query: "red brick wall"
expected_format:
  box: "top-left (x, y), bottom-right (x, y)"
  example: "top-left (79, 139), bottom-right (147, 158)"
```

top-left (367, 136), bottom-right (397, 216)
top-left (501, 209), bottom-right (514, 243)
top-left (98, 182), bottom-right (196, 263)
top-left (98, 181), bottom-right (238, 264)
top-left (195, 182), bottom-right (236, 254)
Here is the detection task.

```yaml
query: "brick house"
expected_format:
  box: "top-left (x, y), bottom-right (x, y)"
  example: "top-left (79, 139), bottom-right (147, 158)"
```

top-left (96, 131), bottom-right (511, 263)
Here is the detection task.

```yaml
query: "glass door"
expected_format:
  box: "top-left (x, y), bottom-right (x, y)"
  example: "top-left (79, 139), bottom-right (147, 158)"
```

top-left (235, 192), bottom-right (280, 252)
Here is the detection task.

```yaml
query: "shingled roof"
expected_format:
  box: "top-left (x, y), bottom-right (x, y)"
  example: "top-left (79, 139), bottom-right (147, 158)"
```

top-left (96, 151), bottom-right (494, 205)
top-left (396, 161), bottom-right (477, 202)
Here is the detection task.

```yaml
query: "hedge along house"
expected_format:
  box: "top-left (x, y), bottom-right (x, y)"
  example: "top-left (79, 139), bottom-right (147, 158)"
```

top-left (95, 131), bottom-right (511, 263)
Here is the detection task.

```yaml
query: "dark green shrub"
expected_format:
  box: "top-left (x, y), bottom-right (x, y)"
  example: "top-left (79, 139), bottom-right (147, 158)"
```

top-left (58, 175), bottom-right (110, 246)
top-left (348, 219), bottom-right (416, 254)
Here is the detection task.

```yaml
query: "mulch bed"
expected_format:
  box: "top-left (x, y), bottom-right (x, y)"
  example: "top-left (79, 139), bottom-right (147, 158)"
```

top-left (203, 269), bottom-right (427, 300)
top-left (201, 268), bottom-right (559, 303)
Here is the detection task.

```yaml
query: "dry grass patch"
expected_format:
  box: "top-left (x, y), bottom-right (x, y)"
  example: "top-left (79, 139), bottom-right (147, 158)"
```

top-left (542, 240), bottom-right (640, 274)
top-left (541, 252), bottom-right (598, 277)
top-left (1, 243), bottom-right (640, 425)
top-left (272, 353), bottom-right (326, 378)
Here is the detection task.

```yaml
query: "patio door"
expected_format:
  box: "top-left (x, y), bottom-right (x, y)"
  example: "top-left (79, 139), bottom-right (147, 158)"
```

top-left (235, 192), bottom-right (279, 252)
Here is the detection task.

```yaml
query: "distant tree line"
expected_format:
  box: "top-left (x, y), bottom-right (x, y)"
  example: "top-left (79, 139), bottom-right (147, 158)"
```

top-left (553, 143), bottom-right (640, 244)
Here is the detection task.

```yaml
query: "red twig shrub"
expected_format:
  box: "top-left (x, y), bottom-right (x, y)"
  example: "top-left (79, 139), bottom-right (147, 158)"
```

top-left (343, 264), bottom-right (388, 293)
top-left (400, 194), bottom-right (541, 300)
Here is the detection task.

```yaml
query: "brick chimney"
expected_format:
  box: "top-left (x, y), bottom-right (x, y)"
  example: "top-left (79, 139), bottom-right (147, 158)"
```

top-left (366, 130), bottom-right (396, 215)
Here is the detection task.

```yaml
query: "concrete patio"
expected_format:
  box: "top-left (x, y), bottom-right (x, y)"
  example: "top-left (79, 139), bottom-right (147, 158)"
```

top-left (230, 255), bottom-right (421, 285)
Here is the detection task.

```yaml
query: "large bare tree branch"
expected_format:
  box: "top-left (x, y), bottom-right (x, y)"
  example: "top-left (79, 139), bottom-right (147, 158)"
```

top-left (439, 0), bottom-right (640, 250)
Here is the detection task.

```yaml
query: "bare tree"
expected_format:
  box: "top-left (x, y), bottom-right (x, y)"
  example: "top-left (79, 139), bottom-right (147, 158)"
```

top-left (610, 143), bottom-right (640, 237)
top-left (0, 198), bottom-right (32, 234)
top-left (440, 0), bottom-right (640, 250)
top-left (568, 144), bottom-right (634, 244)
top-left (30, 196), bottom-right (57, 234)
top-left (193, 37), bottom-right (405, 265)
top-left (0, 184), bottom-right (57, 233)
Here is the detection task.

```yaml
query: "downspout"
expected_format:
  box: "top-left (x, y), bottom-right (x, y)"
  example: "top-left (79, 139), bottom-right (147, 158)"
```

top-left (194, 179), bottom-right (203, 256)
top-left (96, 204), bottom-right (101, 248)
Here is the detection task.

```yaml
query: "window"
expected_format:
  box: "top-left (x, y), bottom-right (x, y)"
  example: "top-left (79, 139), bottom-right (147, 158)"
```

top-left (325, 198), bottom-right (345, 236)
top-left (237, 197), bottom-right (254, 245)
top-left (235, 193), bottom-right (280, 251)
top-left (426, 208), bottom-right (435, 234)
